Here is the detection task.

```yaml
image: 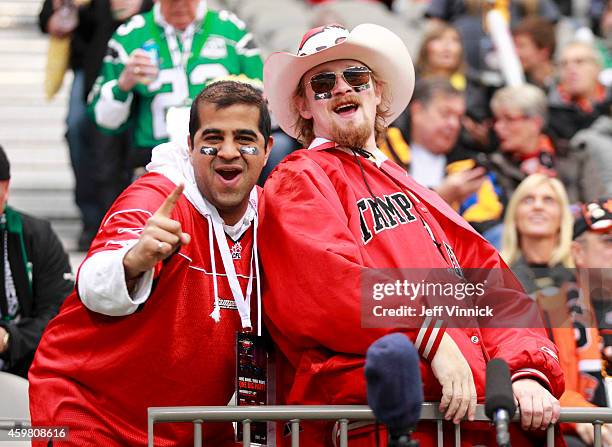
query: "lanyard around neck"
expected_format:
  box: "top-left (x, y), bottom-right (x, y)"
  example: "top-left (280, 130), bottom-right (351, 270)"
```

top-left (151, 9), bottom-right (210, 72)
top-left (209, 206), bottom-right (256, 330)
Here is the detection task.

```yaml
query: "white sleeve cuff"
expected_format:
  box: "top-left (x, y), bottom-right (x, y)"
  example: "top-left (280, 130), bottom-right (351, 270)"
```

top-left (78, 245), bottom-right (154, 316)
top-left (93, 80), bottom-right (133, 130)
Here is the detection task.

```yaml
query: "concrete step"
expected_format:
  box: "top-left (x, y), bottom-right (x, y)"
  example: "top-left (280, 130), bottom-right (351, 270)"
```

top-left (1, 54), bottom-right (48, 72)
top-left (0, 1), bottom-right (42, 27)
top-left (0, 125), bottom-right (66, 145)
top-left (9, 189), bottom-right (78, 218)
top-left (4, 147), bottom-right (69, 166)
top-left (9, 171), bottom-right (74, 190)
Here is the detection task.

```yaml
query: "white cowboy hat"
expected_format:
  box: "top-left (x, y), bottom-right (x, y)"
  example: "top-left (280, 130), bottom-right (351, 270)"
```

top-left (264, 23), bottom-right (415, 139)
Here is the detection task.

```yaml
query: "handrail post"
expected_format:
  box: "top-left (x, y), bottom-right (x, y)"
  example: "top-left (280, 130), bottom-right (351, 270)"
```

top-left (290, 419), bottom-right (300, 447)
top-left (546, 424), bottom-right (554, 446)
top-left (338, 419), bottom-right (348, 447)
top-left (454, 422), bottom-right (461, 447)
top-left (242, 420), bottom-right (251, 447)
top-left (193, 419), bottom-right (202, 447)
top-left (593, 420), bottom-right (603, 447)
top-left (148, 413), bottom-right (154, 447)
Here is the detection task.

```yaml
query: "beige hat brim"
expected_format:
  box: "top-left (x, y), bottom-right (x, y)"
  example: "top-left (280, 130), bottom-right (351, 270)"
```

top-left (264, 23), bottom-right (415, 139)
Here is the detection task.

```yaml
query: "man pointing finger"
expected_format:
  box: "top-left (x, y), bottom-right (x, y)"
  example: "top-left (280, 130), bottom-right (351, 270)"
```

top-left (123, 183), bottom-right (192, 288)
top-left (29, 80), bottom-right (272, 446)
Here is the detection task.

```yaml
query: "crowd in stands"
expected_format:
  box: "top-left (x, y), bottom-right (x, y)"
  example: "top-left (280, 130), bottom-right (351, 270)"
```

top-left (0, 0), bottom-right (610, 444)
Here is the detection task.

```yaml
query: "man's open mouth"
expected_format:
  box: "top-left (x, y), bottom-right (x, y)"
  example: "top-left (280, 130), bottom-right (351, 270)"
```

top-left (215, 166), bottom-right (243, 182)
top-left (333, 102), bottom-right (359, 116)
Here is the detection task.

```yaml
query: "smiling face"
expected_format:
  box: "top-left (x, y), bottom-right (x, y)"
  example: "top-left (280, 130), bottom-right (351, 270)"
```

top-left (559, 43), bottom-right (601, 99)
top-left (188, 102), bottom-right (271, 225)
top-left (493, 105), bottom-right (542, 155)
top-left (515, 182), bottom-right (562, 240)
top-left (426, 29), bottom-right (462, 74)
top-left (411, 92), bottom-right (465, 154)
top-left (296, 59), bottom-right (382, 150)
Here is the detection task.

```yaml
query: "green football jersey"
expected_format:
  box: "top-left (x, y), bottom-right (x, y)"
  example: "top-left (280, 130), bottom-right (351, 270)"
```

top-left (88, 3), bottom-right (263, 149)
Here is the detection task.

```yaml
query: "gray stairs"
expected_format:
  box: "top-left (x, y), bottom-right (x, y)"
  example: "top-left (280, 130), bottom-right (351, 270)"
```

top-left (0, 0), bottom-right (84, 268)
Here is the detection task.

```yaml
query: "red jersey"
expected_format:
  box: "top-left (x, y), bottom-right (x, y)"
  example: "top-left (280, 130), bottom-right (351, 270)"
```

top-left (259, 139), bottom-right (565, 446)
top-left (29, 173), bottom-right (257, 446)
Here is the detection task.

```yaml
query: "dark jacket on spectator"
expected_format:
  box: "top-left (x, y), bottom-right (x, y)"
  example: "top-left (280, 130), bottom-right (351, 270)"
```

top-left (39, 0), bottom-right (96, 73)
top-left (547, 83), bottom-right (612, 150)
top-left (0, 207), bottom-right (73, 378)
top-left (487, 142), bottom-right (605, 204)
top-left (39, 0), bottom-right (153, 101)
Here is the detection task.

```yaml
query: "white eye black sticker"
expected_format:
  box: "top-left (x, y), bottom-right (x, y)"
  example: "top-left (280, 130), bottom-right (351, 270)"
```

top-left (200, 146), bottom-right (218, 156)
top-left (353, 83), bottom-right (370, 92)
top-left (314, 92), bottom-right (332, 100)
top-left (240, 146), bottom-right (259, 155)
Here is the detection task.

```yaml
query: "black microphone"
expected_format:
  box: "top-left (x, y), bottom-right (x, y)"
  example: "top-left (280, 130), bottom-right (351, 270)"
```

top-left (365, 333), bottom-right (422, 447)
top-left (485, 359), bottom-right (516, 447)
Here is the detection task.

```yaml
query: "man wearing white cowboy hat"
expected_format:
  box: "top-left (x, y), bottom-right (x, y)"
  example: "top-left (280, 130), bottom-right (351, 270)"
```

top-left (260, 24), bottom-right (565, 445)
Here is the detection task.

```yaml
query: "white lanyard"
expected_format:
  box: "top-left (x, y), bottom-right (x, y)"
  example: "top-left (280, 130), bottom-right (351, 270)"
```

top-left (162, 23), bottom-right (195, 72)
top-left (209, 206), bottom-right (256, 330)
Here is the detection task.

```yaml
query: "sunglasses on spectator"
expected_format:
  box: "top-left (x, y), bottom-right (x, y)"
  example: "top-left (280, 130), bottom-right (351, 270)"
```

top-left (307, 66), bottom-right (372, 95)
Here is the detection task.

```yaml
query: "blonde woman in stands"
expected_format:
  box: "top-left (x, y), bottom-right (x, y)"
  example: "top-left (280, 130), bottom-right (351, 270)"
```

top-left (501, 173), bottom-right (574, 278)
top-left (502, 173), bottom-right (612, 447)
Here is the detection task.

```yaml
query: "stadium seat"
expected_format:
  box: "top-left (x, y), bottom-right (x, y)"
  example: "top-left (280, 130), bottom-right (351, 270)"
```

top-left (0, 372), bottom-right (30, 421)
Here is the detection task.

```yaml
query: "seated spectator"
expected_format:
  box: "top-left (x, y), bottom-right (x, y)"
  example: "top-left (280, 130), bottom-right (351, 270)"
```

top-left (417, 23), bottom-right (466, 89)
top-left (512, 16), bottom-right (557, 90)
top-left (501, 173), bottom-right (574, 284)
top-left (415, 22), bottom-right (493, 141)
top-left (491, 83), bottom-right (605, 202)
top-left (381, 78), bottom-right (505, 246)
top-left (0, 145), bottom-right (73, 378)
top-left (571, 198), bottom-right (612, 408)
top-left (547, 41), bottom-right (612, 148)
top-left (503, 177), bottom-right (612, 446)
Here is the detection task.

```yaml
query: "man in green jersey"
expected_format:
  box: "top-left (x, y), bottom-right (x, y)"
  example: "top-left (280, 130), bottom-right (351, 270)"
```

top-left (88, 0), bottom-right (263, 168)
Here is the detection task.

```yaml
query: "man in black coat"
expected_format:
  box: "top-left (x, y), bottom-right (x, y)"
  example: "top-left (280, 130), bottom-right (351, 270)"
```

top-left (0, 145), bottom-right (74, 378)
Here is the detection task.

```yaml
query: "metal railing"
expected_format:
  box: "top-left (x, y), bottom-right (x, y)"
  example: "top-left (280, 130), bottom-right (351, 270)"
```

top-left (147, 404), bottom-right (612, 447)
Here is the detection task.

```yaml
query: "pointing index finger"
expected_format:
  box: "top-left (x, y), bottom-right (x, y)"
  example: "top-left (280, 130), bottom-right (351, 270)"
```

top-left (156, 183), bottom-right (184, 217)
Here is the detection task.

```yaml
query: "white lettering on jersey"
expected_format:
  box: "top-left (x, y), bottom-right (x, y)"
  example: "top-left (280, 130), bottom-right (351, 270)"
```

top-left (200, 36), bottom-right (228, 59)
top-left (356, 192), bottom-right (417, 244)
top-left (218, 10), bottom-right (246, 30)
top-left (116, 15), bottom-right (145, 37)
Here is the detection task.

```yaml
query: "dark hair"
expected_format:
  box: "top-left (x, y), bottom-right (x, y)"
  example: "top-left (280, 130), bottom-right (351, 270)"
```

top-left (512, 17), bottom-right (557, 57)
top-left (411, 77), bottom-right (463, 107)
top-left (0, 145), bottom-right (10, 181)
top-left (189, 80), bottom-right (272, 146)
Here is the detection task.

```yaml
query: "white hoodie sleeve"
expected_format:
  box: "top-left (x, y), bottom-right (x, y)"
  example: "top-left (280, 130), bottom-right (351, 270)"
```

top-left (78, 244), bottom-right (155, 316)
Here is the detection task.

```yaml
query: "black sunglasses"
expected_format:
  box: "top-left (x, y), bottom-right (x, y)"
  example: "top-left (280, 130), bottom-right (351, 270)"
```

top-left (307, 66), bottom-right (372, 95)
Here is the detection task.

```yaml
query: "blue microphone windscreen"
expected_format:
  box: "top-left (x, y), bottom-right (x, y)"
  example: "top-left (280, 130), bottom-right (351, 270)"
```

top-left (365, 333), bottom-right (423, 431)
